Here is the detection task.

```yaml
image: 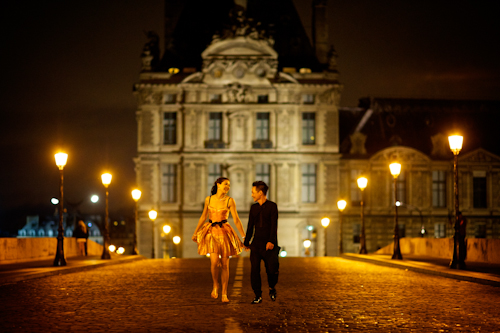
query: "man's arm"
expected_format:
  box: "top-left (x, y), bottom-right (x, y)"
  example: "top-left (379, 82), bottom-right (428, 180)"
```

top-left (267, 203), bottom-right (278, 246)
top-left (244, 207), bottom-right (255, 247)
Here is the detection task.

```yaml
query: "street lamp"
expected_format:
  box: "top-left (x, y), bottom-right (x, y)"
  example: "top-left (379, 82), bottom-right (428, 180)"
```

top-left (389, 162), bottom-right (403, 260)
top-left (357, 176), bottom-right (368, 254)
top-left (448, 135), bottom-right (465, 269)
top-left (172, 235), bottom-right (181, 258)
top-left (163, 224), bottom-right (171, 258)
top-left (131, 189), bottom-right (141, 255)
top-left (54, 152), bottom-right (68, 266)
top-left (304, 239), bottom-right (312, 251)
top-left (321, 217), bottom-right (330, 256)
top-left (148, 209), bottom-right (157, 258)
top-left (337, 200), bottom-right (347, 254)
top-left (101, 173), bottom-right (112, 260)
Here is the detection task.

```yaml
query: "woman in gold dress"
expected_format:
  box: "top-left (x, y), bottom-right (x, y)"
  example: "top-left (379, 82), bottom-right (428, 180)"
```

top-left (192, 177), bottom-right (245, 303)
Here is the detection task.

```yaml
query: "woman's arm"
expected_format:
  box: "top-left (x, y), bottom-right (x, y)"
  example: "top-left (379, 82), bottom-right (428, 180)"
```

top-left (192, 196), bottom-right (210, 242)
top-left (228, 198), bottom-right (246, 238)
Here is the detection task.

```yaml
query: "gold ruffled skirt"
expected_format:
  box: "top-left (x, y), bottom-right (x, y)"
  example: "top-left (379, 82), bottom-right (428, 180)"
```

top-left (196, 222), bottom-right (243, 257)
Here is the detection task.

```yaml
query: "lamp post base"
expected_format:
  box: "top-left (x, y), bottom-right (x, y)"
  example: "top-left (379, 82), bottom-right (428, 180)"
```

top-left (53, 235), bottom-right (66, 266)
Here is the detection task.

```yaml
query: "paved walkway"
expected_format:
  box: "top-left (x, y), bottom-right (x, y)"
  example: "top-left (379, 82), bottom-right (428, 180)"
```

top-left (1, 253), bottom-right (499, 287)
top-left (2, 255), bottom-right (500, 332)
top-left (341, 253), bottom-right (500, 287)
top-left (0, 255), bottom-right (146, 285)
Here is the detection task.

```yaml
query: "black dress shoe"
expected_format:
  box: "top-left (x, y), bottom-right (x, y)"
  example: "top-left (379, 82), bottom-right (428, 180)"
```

top-left (269, 288), bottom-right (277, 301)
top-left (251, 297), bottom-right (262, 304)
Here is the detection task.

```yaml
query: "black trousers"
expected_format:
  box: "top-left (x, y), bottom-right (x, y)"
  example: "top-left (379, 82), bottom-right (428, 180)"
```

top-left (250, 243), bottom-right (280, 297)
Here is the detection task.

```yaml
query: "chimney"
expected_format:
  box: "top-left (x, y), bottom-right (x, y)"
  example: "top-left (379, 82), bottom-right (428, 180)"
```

top-left (312, 0), bottom-right (329, 65)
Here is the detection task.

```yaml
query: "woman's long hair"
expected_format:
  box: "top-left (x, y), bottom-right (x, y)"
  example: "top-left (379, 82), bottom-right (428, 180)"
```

top-left (211, 177), bottom-right (229, 195)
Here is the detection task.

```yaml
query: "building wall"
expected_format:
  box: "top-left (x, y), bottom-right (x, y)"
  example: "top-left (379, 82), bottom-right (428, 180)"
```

top-left (340, 147), bottom-right (500, 253)
top-left (134, 36), bottom-right (342, 258)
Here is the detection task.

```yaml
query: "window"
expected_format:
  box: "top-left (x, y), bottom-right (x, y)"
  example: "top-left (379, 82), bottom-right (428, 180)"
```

top-left (161, 164), bottom-right (177, 203)
top-left (208, 113), bottom-right (222, 141)
top-left (207, 164), bottom-right (222, 195)
top-left (432, 171), bottom-right (447, 208)
top-left (163, 112), bottom-right (177, 145)
top-left (256, 113), bottom-right (270, 141)
top-left (303, 94), bottom-right (315, 104)
top-left (434, 223), bottom-right (446, 238)
top-left (392, 171), bottom-right (406, 204)
top-left (302, 112), bottom-right (315, 145)
top-left (209, 94), bottom-right (222, 103)
top-left (256, 164), bottom-right (270, 189)
top-left (302, 164), bottom-right (316, 203)
top-left (350, 170), bottom-right (363, 206)
top-left (164, 93), bottom-right (176, 104)
top-left (473, 174), bottom-right (487, 208)
top-left (258, 95), bottom-right (268, 103)
top-left (475, 223), bottom-right (486, 238)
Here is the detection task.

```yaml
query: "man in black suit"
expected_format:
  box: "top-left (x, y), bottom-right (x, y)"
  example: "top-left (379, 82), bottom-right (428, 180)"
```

top-left (244, 181), bottom-right (280, 304)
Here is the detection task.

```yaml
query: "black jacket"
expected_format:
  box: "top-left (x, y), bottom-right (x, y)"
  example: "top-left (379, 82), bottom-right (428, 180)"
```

top-left (244, 200), bottom-right (278, 247)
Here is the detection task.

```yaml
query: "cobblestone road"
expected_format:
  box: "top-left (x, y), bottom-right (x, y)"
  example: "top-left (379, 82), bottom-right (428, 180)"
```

top-left (1, 256), bottom-right (499, 332)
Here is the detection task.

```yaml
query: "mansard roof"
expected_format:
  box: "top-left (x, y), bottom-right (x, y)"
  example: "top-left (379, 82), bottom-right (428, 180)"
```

top-left (158, 0), bottom-right (320, 72)
top-left (339, 98), bottom-right (500, 158)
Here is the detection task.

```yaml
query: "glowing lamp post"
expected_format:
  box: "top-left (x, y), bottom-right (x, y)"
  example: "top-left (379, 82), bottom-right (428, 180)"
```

top-left (389, 163), bottom-right (403, 260)
top-left (357, 176), bottom-right (368, 254)
top-left (448, 135), bottom-right (465, 269)
top-left (303, 239), bottom-right (312, 256)
top-left (131, 189), bottom-right (141, 255)
top-left (148, 209), bottom-right (158, 258)
top-left (321, 217), bottom-right (330, 256)
top-left (101, 173), bottom-right (112, 260)
top-left (172, 236), bottom-right (181, 258)
top-left (337, 200), bottom-right (347, 254)
top-left (54, 152), bottom-right (68, 266)
top-left (163, 224), bottom-right (171, 258)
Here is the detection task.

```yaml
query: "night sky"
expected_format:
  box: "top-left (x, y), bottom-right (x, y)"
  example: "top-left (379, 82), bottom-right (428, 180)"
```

top-left (1, 0), bottom-right (499, 233)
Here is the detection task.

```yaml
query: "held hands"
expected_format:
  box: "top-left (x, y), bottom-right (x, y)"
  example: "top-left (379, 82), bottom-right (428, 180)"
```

top-left (266, 242), bottom-right (274, 251)
top-left (191, 234), bottom-right (197, 242)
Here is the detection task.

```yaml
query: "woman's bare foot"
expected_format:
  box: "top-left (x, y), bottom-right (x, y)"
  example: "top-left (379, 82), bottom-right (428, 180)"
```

top-left (211, 285), bottom-right (218, 299)
top-left (221, 295), bottom-right (229, 303)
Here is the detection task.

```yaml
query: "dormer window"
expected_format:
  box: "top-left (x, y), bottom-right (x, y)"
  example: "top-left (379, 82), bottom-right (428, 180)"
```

top-left (164, 93), bottom-right (176, 104)
top-left (303, 94), bottom-right (315, 104)
top-left (258, 95), bottom-right (268, 103)
top-left (209, 94), bottom-right (222, 103)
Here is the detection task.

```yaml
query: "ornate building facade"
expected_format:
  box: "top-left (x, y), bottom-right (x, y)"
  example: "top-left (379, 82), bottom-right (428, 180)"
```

top-left (338, 99), bottom-right (500, 253)
top-left (134, 1), bottom-right (500, 258)
top-left (134, 0), bottom-right (342, 258)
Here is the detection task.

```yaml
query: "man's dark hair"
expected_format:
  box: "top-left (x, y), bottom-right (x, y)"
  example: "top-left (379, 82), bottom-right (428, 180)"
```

top-left (252, 181), bottom-right (268, 195)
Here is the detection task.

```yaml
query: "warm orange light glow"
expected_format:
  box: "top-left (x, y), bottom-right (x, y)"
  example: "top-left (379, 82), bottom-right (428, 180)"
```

top-left (101, 173), bottom-right (112, 187)
top-left (108, 245), bottom-right (116, 252)
top-left (163, 225), bottom-right (171, 234)
top-left (168, 67), bottom-right (180, 74)
top-left (173, 236), bottom-right (181, 244)
top-left (131, 189), bottom-right (141, 201)
top-left (303, 239), bottom-right (312, 248)
top-left (389, 163), bottom-right (402, 178)
top-left (54, 153), bottom-right (68, 170)
top-left (357, 177), bottom-right (368, 190)
top-left (337, 200), bottom-right (347, 211)
top-left (321, 217), bottom-right (330, 228)
top-left (448, 135), bottom-right (463, 154)
top-left (148, 210), bottom-right (157, 221)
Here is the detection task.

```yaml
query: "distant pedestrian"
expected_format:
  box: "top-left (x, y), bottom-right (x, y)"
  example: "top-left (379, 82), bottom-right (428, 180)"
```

top-left (244, 181), bottom-right (280, 304)
top-left (192, 177), bottom-right (246, 303)
top-left (74, 220), bottom-right (88, 256)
